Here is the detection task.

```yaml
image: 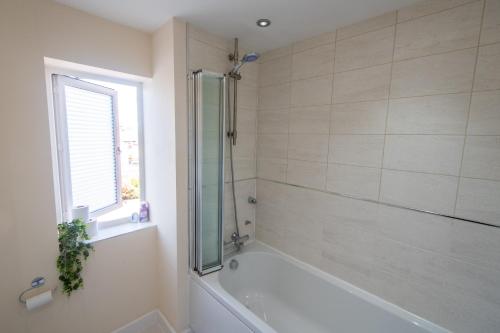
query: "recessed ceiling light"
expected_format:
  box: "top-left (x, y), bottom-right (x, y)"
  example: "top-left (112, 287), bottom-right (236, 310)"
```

top-left (256, 19), bottom-right (271, 28)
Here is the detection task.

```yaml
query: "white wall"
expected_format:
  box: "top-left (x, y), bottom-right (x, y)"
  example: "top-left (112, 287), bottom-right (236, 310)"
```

top-left (0, 1), bottom-right (158, 332)
top-left (144, 18), bottom-right (189, 332)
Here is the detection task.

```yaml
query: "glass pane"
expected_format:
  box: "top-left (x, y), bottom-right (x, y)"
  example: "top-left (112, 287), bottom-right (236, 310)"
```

top-left (65, 85), bottom-right (118, 212)
top-left (199, 73), bottom-right (224, 271)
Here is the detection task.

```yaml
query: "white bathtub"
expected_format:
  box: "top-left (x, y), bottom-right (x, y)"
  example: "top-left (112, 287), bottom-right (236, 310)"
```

top-left (190, 241), bottom-right (450, 333)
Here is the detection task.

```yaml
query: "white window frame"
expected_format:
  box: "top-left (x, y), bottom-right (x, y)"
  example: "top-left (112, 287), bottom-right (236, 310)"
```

top-left (47, 66), bottom-right (146, 223)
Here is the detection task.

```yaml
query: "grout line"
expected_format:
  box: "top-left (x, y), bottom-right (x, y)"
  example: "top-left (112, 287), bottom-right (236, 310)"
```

top-left (325, 30), bottom-right (338, 191)
top-left (257, 178), bottom-right (500, 229)
top-left (378, 24), bottom-right (398, 201)
top-left (396, 0), bottom-right (482, 24)
top-left (453, 0), bottom-right (487, 215)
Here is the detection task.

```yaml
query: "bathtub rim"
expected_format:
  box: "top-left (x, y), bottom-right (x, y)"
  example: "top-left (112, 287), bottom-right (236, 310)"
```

top-left (191, 240), bottom-right (451, 333)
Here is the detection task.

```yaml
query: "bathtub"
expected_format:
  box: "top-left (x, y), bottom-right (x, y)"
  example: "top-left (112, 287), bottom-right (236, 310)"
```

top-left (189, 241), bottom-right (449, 333)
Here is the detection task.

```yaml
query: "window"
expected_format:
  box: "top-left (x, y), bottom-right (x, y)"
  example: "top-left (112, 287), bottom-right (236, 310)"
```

top-left (52, 74), bottom-right (143, 222)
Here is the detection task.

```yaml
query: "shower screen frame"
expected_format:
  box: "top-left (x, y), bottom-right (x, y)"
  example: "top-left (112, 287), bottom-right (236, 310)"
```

top-left (189, 69), bottom-right (227, 276)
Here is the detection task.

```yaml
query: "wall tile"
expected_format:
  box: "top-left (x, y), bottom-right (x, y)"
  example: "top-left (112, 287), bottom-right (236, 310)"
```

top-left (468, 91), bottom-right (500, 135)
top-left (289, 105), bottom-right (331, 134)
top-left (232, 132), bottom-right (256, 159)
top-left (286, 160), bottom-right (327, 190)
top-left (257, 134), bottom-right (288, 159)
top-left (480, 0), bottom-right (500, 45)
top-left (387, 94), bottom-right (470, 134)
top-left (335, 26), bottom-right (395, 72)
top-left (461, 136), bottom-right (500, 180)
top-left (257, 158), bottom-right (287, 182)
top-left (225, 158), bottom-right (256, 181)
top-left (259, 83), bottom-right (291, 109)
top-left (326, 163), bottom-right (381, 200)
top-left (474, 43), bottom-right (500, 91)
top-left (188, 24), bottom-right (231, 51)
top-left (237, 84), bottom-right (258, 109)
top-left (331, 100), bottom-right (388, 134)
top-left (257, 109), bottom-right (289, 134)
top-left (237, 107), bottom-right (257, 134)
top-left (394, 2), bottom-right (482, 61)
top-left (383, 135), bottom-right (465, 175)
top-left (337, 11), bottom-right (397, 40)
top-left (259, 54), bottom-right (291, 86)
top-left (188, 38), bottom-right (230, 73)
top-left (259, 45), bottom-right (292, 63)
top-left (397, 0), bottom-right (478, 23)
top-left (288, 134), bottom-right (329, 162)
top-left (390, 48), bottom-right (476, 98)
top-left (292, 32), bottom-right (336, 53)
top-left (380, 169), bottom-right (458, 214)
top-left (456, 177), bottom-right (500, 225)
top-left (292, 44), bottom-right (335, 80)
top-left (291, 74), bottom-right (333, 106)
top-left (333, 64), bottom-right (392, 103)
top-left (224, 180), bottom-right (256, 239)
top-left (329, 134), bottom-right (385, 167)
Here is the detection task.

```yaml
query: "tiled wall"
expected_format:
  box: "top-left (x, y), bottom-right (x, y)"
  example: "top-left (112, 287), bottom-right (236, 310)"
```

top-left (256, 0), bottom-right (500, 224)
top-left (256, 0), bottom-right (500, 331)
top-left (187, 25), bottom-right (258, 241)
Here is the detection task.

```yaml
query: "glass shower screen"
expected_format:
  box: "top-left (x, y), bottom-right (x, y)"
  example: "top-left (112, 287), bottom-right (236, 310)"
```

top-left (190, 70), bottom-right (226, 275)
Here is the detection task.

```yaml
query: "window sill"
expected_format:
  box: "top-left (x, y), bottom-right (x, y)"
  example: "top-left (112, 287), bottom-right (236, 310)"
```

top-left (86, 222), bottom-right (156, 244)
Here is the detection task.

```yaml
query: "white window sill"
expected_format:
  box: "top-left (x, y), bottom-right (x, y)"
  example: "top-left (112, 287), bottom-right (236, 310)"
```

top-left (87, 222), bottom-right (156, 244)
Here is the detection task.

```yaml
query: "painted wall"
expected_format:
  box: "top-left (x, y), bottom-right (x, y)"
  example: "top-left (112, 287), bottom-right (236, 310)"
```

top-left (144, 18), bottom-right (190, 332)
top-left (187, 25), bottom-right (259, 244)
top-left (0, 1), bottom-right (158, 332)
top-left (255, 0), bottom-right (500, 331)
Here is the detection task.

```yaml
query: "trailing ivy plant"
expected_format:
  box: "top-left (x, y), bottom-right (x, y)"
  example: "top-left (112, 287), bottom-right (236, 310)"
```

top-left (57, 219), bottom-right (94, 295)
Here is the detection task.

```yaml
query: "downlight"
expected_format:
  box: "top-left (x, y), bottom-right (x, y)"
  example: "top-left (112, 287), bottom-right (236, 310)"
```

top-left (256, 19), bottom-right (271, 28)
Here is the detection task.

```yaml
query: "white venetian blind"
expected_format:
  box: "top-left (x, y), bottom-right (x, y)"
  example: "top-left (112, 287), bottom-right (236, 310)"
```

top-left (62, 81), bottom-right (120, 213)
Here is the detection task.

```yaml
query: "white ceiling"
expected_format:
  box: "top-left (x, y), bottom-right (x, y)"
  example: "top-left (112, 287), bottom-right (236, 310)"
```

top-left (54, 0), bottom-right (421, 52)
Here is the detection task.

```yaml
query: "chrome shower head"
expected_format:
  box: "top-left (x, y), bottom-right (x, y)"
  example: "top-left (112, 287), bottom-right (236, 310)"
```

top-left (230, 52), bottom-right (260, 77)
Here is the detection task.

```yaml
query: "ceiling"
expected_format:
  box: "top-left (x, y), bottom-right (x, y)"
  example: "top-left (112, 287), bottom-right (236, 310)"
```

top-left (54, 0), bottom-right (421, 52)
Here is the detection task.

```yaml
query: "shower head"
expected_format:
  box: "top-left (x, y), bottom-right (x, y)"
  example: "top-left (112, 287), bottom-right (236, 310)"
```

top-left (229, 52), bottom-right (260, 77)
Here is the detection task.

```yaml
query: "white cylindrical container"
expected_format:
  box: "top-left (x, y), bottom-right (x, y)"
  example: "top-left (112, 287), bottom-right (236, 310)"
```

top-left (25, 290), bottom-right (53, 310)
top-left (86, 218), bottom-right (98, 238)
top-left (72, 205), bottom-right (89, 223)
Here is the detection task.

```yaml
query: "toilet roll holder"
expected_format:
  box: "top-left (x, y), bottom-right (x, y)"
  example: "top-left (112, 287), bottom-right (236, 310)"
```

top-left (18, 277), bottom-right (57, 305)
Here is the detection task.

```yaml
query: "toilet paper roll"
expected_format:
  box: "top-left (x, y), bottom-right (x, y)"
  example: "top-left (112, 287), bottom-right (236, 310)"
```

top-left (26, 290), bottom-right (53, 310)
top-left (72, 205), bottom-right (89, 223)
top-left (86, 218), bottom-right (98, 238)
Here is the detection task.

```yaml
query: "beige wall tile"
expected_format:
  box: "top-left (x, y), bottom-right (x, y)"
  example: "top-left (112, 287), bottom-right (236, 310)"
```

top-left (329, 134), bottom-right (385, 167)
top-left (333, 64), bottom-right (392, 103)
top-left (461, 136), bottom-right (500, 180)
top-left (335, 26), bottom-right (395, 72)
top-left (394, 2), bottom-right (482, 61)
top-left (188, 24), bottom-right (231, 51)
top-left (188, 38), bottom-right (230, 73)
top-left (257, 158), bottom-right (287, 182)
top-left (225, 158), bottom-right (256, 181)
top-left (292, 44), bottom-right (335, 80)
top-left (237, 83), bottom-right (258, 109)
top-left (232, 132), bottom-right (256, 159)
top-left (291, 74), bottom-right (333, 106)
top-left (288, 134), bottom-right (329, 162)
top-left (383, 135), bottom-right (464, 175)
top-left (257, 109), bottom-right (289, 134)
top-left (468, 91), bottom-right (500, 135)
top-left (259, 83), bottom-right (291, 109)
top-left (337, 11), bottom-right (397, 40)
top-left (259, 54), bottom-right (291, 86)
top-left (257, 134), bottom-right (288, 159)
top-left (387, 94), bottom-right (469, 134)
top-left (292, 32), bottom-right (336, 53)
top-left (480, 0), bottom-right (500, 45)
top-left (380, 169), bottom-right (458, 214)
top-left (326, 163), bottom-right (381, 200)
top-left (283, 230), bottom-right (322, 266)
top-left (260, 45), bottom-right (292, 63)
top-left (397, 0), bottom-right (478, 23)
top-left (331, 100), bottom-right (388, 134)
top-left (286, 159), bottom-right (327, 190)
top-left (456, 177), bottom-right (500, 225)
top-left (237, 107), bottom-right (257, 134)
top-left (474, 43), bottom-right (500, 91)
top-left (289, 105), bottom-right (331, 134)
top-left (390, 48), bottom-right (476, 98)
